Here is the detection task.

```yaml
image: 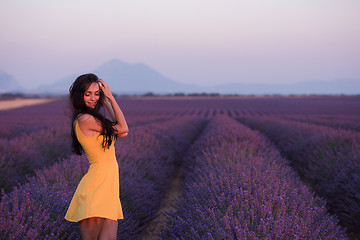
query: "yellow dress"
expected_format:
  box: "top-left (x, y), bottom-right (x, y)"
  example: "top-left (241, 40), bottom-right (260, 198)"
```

top-left (64, 119), bottom-right (123, 222)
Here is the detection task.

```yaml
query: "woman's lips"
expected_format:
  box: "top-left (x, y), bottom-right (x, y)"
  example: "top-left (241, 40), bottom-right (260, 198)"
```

top-left (88, 102), bottom-right (96, 108)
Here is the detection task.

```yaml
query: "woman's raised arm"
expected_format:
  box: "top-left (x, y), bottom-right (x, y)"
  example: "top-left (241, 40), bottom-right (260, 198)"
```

top-left (98, 80), bottom-right (129, 137)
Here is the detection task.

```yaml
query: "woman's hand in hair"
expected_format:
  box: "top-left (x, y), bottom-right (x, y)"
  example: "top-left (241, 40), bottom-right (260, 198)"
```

top-left (98, 79), bottom-right (114, 100)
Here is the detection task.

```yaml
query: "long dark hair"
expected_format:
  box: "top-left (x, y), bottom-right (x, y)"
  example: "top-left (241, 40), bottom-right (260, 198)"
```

top-left (69, 73), bottom-right (117, 155)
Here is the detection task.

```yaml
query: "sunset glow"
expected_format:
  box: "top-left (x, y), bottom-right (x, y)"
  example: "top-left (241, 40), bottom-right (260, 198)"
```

top-left (0, 0), bottom-right (359, 88)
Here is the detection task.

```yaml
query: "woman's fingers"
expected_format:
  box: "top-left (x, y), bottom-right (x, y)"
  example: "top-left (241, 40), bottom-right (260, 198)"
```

top-left (98, 79), bottom-right (112, 97)
top-left (97, 79), bottom-right (106, 88)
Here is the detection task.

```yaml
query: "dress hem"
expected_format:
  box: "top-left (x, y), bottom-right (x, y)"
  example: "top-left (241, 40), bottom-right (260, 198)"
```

top-left (64, 215), bottom-right (124, 223)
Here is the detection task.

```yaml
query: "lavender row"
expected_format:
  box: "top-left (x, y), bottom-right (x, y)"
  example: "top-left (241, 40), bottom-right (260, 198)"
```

top-left (114, 117), bottom-right (206, 238)
top-left (0, 123), bottom-right (71, 192)
top-left (161, 116), bottom-right (346, 239)
top-left (282, 114), bottom-right (360, 132)
top-left (119, 96), bottom-right (360, 117)
top-left (0, 117), bottom-right (206, 239)
top-left (239, 116), bottom-right (360, 235)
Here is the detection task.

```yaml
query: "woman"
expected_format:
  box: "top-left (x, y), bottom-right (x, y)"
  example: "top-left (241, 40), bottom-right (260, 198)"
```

top-left (65, 73), bottom-right (128, 240)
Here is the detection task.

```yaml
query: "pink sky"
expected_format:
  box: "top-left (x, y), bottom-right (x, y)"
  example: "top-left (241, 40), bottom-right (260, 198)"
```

top-left (0, 0), bottom-right (359, 89)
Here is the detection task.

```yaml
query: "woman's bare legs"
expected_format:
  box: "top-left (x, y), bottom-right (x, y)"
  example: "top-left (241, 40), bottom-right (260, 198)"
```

top-left (79, 217), bottom-right (118, 240)
top-left (79, 217), bottom-right (104, 240)
top-left (98, 219), bottom-right (118, 240)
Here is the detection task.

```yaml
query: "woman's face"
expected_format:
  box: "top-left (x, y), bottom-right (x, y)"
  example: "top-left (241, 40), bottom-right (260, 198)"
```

top-left (84, 82), bottom-right (100, 109)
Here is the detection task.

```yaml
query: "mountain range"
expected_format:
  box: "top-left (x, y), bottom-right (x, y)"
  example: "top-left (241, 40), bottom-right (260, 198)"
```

top-left (1, 59), bottom-right (360, 95)
top-left (0, 71), bottom-right (22, 94)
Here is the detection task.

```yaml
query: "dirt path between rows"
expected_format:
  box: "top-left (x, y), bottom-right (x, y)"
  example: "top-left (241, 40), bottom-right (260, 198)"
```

top-left (141, 168), bottom-right (184, 239)
top-left (0, 98), bottom-right (55, 110)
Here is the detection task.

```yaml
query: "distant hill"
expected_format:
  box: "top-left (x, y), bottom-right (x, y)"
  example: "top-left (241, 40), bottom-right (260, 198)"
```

top-left (37, 59), bottom-right (360, 95)
top-left (36, 59), bottom-right (202, 95)
top-left (93, 59), bottom-right (203, 93)
top-left (0, 70), bottom-right (21, 94)
top-left (4, 59), bottom-right (360, 95)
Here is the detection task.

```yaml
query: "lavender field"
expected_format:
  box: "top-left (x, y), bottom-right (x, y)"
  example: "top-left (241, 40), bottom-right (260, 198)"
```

top-left (1, 96), bottom-right (359, 239)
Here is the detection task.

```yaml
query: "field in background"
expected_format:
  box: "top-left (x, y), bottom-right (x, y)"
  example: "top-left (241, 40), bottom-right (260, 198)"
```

top-left (0, 97), bottom-right (55, 110)
top-left (0, 96), bottom-right (359, 239)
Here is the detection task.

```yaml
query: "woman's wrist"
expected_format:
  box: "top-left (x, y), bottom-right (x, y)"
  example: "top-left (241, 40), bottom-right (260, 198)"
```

top-left (106, 95), bottom-right (116, 103)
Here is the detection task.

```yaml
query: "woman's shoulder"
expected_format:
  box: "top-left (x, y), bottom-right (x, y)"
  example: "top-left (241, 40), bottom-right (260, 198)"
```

top-left (77, 113), bottom-right (102, 133)
top-left (77, 113), bottom-right (97, 125)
